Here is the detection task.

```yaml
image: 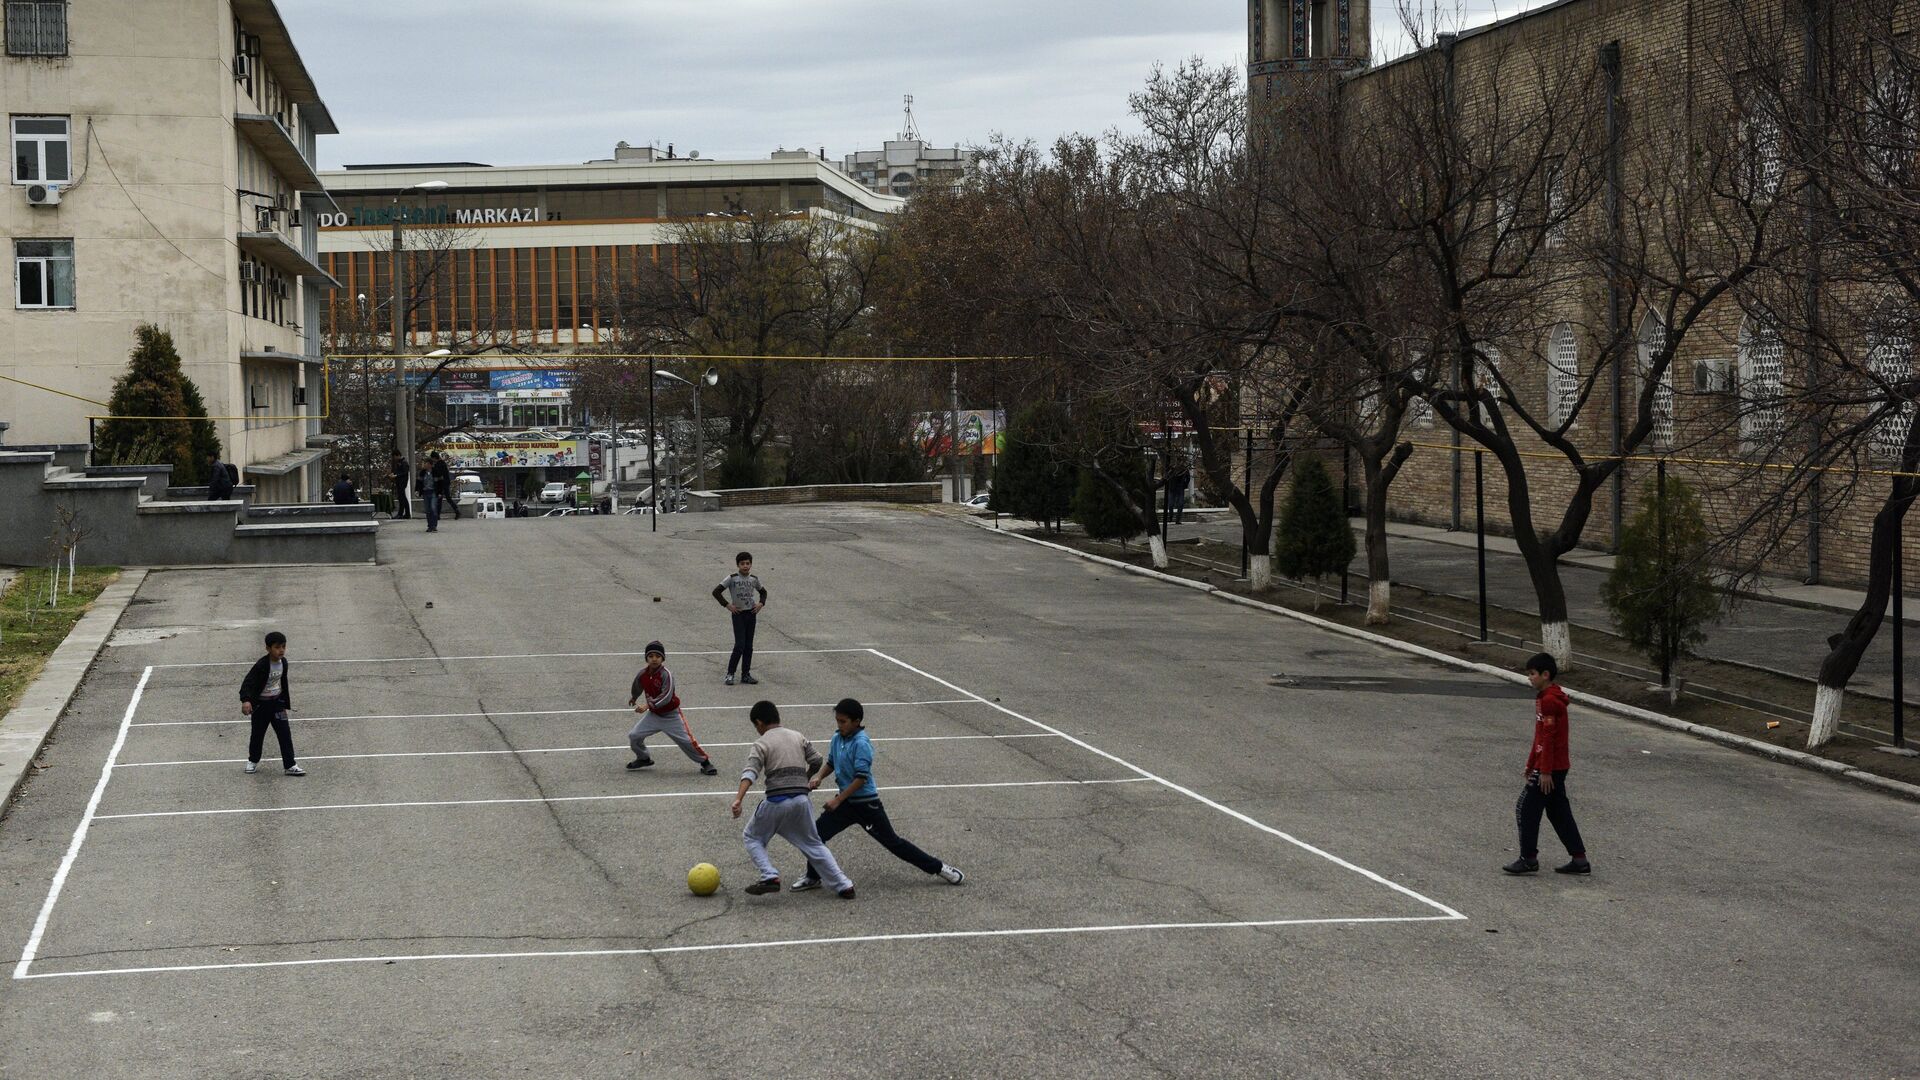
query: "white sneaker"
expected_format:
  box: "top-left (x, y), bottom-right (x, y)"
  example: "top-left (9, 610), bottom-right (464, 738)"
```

top-left (938, 864), bottom-right (965, 885)
top-left (283, 764), bottom-right (306, 776)
top-left (244, 761), bottom-right (258, 774)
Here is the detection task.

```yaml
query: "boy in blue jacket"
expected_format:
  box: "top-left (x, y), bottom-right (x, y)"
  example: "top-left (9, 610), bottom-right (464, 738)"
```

top-left (794, 698), bottom-right (964, 890)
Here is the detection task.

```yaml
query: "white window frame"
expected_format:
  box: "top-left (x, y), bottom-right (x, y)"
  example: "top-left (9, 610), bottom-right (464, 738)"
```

top-left (1547, 323), bottom-right (1580, 426)
top-left (14, 237), bottom-right (72, 309)
top-left (11, 114), bottom-right (69, 184)
top-left (1737, 318), bottom-right (1786, 446)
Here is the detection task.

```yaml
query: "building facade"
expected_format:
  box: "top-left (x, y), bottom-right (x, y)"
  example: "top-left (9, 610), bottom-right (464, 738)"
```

top-left (0, 0), bottom-right (338, 502)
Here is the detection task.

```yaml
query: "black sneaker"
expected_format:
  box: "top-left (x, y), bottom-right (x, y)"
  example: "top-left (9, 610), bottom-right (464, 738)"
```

top-left (1554, 859), bottom-right (1592, 875)
top-left (745, 878), bottom-right (782, 895)
top-left (1501, 858), bottom-right (1540, 875)
top-left (625, 756), bottom-right (655, 770)
top-left (838, 887), bottom-right (856, 900)
top-left (698, 759), bottom-right (718, 776)
top-left (740, 674), bottom-right (759, 685)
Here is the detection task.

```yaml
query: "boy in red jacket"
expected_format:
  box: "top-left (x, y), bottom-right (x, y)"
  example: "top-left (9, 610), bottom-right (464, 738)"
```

top-left (1504, 653), bottom-right (1591, 875)
top-left (626, 641), bottom-right (718, 775)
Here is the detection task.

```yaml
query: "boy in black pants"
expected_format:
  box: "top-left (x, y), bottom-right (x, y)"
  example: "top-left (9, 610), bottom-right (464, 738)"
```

top-left (713, 551), bottom-right (767, 685)
top-left (794, 699), bottom-right (964, 891)
top-left (1504, 652), bottom-right (1588, 875)
top-left (238, 631), bottom-right (304, 776)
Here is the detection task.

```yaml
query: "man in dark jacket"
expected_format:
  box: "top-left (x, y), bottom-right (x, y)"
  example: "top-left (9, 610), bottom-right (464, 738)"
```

top-left (430, 453), bottom-right (459, 520)
top-left (238, 631), bottom-right (303, 775)
top-left (389, 454), bottom-right (411, 519)
top-left (208, 455), bottom-right (234, 500)
top-left (330, 473), bottom-right (358, 505)
top-left (417, 464), bottom-right (440, 532)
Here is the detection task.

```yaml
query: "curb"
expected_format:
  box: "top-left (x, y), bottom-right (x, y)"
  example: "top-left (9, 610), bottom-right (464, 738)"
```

top-left (0, 569), bottom-right (147, 820)
top-left (969, 521), bottom-right (1920, 805)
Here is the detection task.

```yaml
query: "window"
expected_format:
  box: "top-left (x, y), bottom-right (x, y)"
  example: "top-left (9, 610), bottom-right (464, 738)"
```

top-left (1544, 157), bottom-right (1568, 247)
top-left (12, 115), bottom-right (68, 184)
top-left (1866, 52), bottom-right (1918, 186)
top-left (1407, 350), bottom-right (1433, 428)
top-left (1474, 344), bottom-right (1502, 427)
top-left (1737, 78), bottom-right (1786, 201)
top-left (5, 1), bottom-right (66, 56)
top-left (1737, 318), bottom-right (1786, 445)
top-left (1638, 311), bottom-right (1675, 447)
top-left (1547, 323), bottom-right (1580, 426)
top-left (15, 238), bottom-right (72, 308)
top-left (1868, 312), bottom-right (1914, 459)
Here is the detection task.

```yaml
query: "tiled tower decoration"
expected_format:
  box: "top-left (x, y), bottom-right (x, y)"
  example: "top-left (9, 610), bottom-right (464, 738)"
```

top-left (1248, 0), bottom-right (1370, 118)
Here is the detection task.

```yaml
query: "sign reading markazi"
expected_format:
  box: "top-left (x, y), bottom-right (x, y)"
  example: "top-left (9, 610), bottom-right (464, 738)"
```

top-left (317, 204), bottom-right (544, 228)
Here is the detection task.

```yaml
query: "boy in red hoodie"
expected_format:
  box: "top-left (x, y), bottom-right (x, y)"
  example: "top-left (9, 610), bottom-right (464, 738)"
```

top-left (626, 641), bottom-right (718, 775)
top-left (1504, 652), bottom-right (1591, 875)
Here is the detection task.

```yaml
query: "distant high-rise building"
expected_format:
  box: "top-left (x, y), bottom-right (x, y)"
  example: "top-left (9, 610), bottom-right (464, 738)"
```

top-left (841, 96), bottom-right (971, 197)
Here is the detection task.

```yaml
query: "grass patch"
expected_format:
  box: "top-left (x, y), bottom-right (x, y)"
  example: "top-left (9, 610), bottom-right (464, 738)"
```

top-left (0, 566), bottom-right (118, 720)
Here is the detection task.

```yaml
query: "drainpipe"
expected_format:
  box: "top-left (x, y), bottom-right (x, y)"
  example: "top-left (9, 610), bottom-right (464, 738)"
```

top-left (1602, 41), bottom-right (1626, 550)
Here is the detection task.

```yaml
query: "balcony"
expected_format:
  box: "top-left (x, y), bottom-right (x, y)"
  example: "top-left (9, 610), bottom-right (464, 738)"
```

top-left (236, 230), bottom-right (339, 289)
top-left (235, 113), bottom-right (323, 191)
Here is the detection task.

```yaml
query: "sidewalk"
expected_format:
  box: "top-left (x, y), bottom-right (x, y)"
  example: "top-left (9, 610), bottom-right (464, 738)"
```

top-left (1160, 514), bottom-right (1916, 701)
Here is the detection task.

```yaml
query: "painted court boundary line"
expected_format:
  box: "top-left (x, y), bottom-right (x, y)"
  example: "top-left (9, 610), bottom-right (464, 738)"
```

top-left (13, 915), bottom-right (1461, 981)
top-left (116, 732), bottom-right (1065, 769)
top-left (864, 648), bottom-right (1468, 923)
top-left (91, 778), bottom-right (1154, 821)
top-left (130, 698), bottom-right (982, 728)
top-left (149, 647), bottom-right (877, 670)
top-left (12, 666), bottom-right (151, 981)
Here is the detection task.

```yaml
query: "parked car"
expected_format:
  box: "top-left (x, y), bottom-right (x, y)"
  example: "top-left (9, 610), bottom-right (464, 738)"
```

top-left (538, 482), bottom-right (570, 504)
top-left (965, 492), bottom-right (993, 508)
top-left (542, 506), bottom-right (583, 517)
top-left (472, 496), bottom-right (506, 520)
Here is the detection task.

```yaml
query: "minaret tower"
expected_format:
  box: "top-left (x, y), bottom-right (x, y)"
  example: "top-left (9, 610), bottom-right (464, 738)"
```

top-left (1248, 0), bottom-right (1370, 120)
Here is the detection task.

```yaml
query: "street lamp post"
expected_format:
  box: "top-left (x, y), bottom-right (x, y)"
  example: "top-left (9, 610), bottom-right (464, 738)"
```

top-left (390, 180), bottom-right (448, 489)
top-left (653, 366), bottom-right (719, 491)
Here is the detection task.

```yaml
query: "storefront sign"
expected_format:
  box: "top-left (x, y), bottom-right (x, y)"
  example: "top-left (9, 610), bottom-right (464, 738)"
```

top-left (434, 370), bottom-right (492, 392)
top-left (492, 370), bottom-right (573, 391)
top-left (316, 205), bottom-right (545, 229)
top-left (499, 388), bottom-right (570, 401)
top-left (426, 440), bottom-right (580, 470)
top-left (444, 392), bottom-right (499, 405)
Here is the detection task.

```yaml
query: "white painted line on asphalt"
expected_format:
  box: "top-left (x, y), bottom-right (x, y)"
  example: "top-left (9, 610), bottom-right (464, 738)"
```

top-left (865, 648), bottom-right (1469, 923)
top-left (129, 699), bottom-right (982, 728)
top-left (91, 777), bottom-right (1153, 821)
top-left (114, 732), bottom-right (1066, 768)
top-left (12, 666), bottom-right (152, 981)
top-left (149, 648), bottom-right (879, 670)
top-left (13, 914), bottom-right (1463, 981)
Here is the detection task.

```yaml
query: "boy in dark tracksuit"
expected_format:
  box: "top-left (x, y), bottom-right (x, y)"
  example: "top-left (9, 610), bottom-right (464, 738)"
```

top-left (1504, 653), bottom-right (1589, 875)
top-left (712, 551), bottom-right (767, 685)
top-left (795, 698), bottom-right (964, 891)
top-left (238, 631), bottom-right (303, 776)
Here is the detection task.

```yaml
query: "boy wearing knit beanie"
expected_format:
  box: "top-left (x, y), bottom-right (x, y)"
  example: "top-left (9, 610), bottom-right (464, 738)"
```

top-left (626, 641), bottom-right (718, 775)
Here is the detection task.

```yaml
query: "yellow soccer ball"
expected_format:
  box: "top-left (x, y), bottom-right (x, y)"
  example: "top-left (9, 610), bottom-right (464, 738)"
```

top-left (687, 862), bottom-right (721, 896)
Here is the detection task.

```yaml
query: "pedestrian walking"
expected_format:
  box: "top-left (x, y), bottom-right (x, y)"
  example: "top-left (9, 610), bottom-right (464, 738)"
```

top-left (390, 453), bottom-right (411, 519)
top-left (238, 630), bottom-right (303, 776)
top-left (625, 641), bottom-right (718, 774)
top-left (1503, 652), bottom-right (1591, 875)
top-left (417, 464), bottom-right (440, 532)
top-left (207, 454), bottom-right (234, 500)
top-left (731, 700), bottom-right (854, 899)
top-left (713, 551), bottom-right (767, 685)
top-left (1167, 463), bottom-right (1191, 524)
top-left (794, 698), bottom-right (964, 891)
top-left (430, 452), bottom-right (459, 520)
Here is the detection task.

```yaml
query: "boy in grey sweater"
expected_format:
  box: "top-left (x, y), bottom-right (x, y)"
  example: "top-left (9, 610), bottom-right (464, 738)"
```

top-left (730, 700), bottom-right (854, 899)
top-left (712, 551), bottom-right (767, 685)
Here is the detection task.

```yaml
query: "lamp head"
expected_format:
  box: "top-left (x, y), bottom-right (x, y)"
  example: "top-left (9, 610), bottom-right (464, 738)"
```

top-left (413, 180), bottom-right (450, 193)
top-left (701, 367), bottom-right (719, 387)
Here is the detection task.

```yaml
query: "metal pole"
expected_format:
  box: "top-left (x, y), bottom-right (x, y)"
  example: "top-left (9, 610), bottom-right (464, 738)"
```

top-left (1896, 513), bottom-right (1906, 748)
top-left (648, 368), bottom-right (658, 533)
top-left (1658, 457), bottom-right (1670, 688)
top-left (1242, 426), bottom-right (1252, 578)
top-left (1476, 450), bottom-right (1489, 641)
top-left (1340, 443), bottom-right (1351, 605)
top-left (948, 361), bottom-right (963, 502)
top-left (693, 383), bottom-right (706, 491)
top-left (390, 210), bottom-right (411, 488)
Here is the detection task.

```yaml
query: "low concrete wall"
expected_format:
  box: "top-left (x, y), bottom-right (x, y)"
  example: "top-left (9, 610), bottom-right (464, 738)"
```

top-left (5, 444), bottom-right (88, 470)
top-left (85, 464), bottom-right (174, 500)
top-left (715, 482), bottom-right (942, 508)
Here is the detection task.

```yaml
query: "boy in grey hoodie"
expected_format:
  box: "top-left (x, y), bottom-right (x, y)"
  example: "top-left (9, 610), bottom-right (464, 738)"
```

top-left (730, 701), bottom-right (853, 899)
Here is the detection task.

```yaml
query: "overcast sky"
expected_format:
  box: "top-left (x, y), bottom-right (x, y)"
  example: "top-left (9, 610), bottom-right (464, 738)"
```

top-left (280, 1), bottom-right (1555, 171)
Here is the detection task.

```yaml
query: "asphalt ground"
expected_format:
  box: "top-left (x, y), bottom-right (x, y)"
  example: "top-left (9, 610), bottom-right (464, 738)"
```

top-left (1, 505), bottom-right (1916, 1078)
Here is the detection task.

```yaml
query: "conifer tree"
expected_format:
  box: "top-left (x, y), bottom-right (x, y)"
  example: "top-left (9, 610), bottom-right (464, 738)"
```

top-left (92, 324), bottom-right (221, 484)
top-left (1274, 455), bottom-right (1354, 599)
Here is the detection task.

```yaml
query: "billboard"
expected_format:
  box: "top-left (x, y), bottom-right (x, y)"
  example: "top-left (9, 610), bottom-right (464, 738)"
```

top-left (427, 440), bottom-right (580, 470)
top-left (915, 409), bottom-right (1005, 456)
top-left (434, 370), bottom-right (493, 392)
top-left (492, 370), bottom-right (573, 391)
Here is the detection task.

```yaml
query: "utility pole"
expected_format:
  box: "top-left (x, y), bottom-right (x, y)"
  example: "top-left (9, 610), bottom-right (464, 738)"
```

top-left (949, 361), bottom-right (963, 501)
top-left (390, 213), bottom-right (409, 482)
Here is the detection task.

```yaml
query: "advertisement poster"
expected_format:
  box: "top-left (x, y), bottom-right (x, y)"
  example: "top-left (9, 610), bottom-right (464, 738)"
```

top-left (914, 409), bottom-right (1005, 456)
top-left (492, 370), bottom-right (573, 391)
top-left (428, 440), bottom-right (580, 470)
top-left (434, 370), bottom-right (493, 392)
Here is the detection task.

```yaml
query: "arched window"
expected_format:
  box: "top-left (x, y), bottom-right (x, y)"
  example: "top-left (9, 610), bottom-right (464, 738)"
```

top-left (1738, 80), bottom-right (1785, 201)
top-left (1407, 350), bottom-right (1433, 428)
top-left (1737, 317), bottom-right (1785, 445)
top-left (1637, 310), bottom-right (1675, 447)
top-left (1474, 344), bottom-right (1502, 426)
top-left (1547, 324), bottom-right (1580, 426)
top-left (1868, 306), bottom-right (1915, 459)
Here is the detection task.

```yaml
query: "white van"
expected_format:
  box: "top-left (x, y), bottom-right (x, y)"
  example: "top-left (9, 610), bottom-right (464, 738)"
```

top-left (472, 496), bottom-right (506, 520)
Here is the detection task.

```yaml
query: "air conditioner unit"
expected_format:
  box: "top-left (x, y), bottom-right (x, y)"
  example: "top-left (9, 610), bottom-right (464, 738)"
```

top-left (25, 184), bottom-right (61, 207)
top-left (254, 205), bottom-right (276, 232)
top-left (1693, 357), bottom-right (1734, 393)
top-left (233, 53), bottom-right (251, 82)
top-left (285, 209), bottom-right (303, 229)
top-left (240, 261), bottom-right (260, 282)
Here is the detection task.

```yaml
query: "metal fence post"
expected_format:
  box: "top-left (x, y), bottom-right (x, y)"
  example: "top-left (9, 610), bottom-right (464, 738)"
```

top-left (1657, 457), bottom-right (1671, 688)
top-left (1241, 428), bottom-right (1252, 579)
top-left (1476, 450), bottom-right (1488, 642)
top-left (1340, 441), bottom-right (1351, 605)
top-left (1896, 511), bottom-right (1906, 749)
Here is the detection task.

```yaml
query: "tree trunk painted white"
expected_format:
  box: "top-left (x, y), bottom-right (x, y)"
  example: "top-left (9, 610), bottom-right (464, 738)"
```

top-left (1249, 553), bottom-right (1272, 591)
top-left (1147, 534), bottom-right (1169, 569)
top-left (1540, 620), bottom-right (1571, 669)
top-left (1366, 579), bottom-right (1391, 625)
top-left (1807, 683), bottom-right (1844, 749)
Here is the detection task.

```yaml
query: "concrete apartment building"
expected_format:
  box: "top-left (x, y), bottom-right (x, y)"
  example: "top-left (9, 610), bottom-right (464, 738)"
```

top-left (0, 0), bottom-right (337, 503)
top-left (841, 97), bottom-right (970, 197)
